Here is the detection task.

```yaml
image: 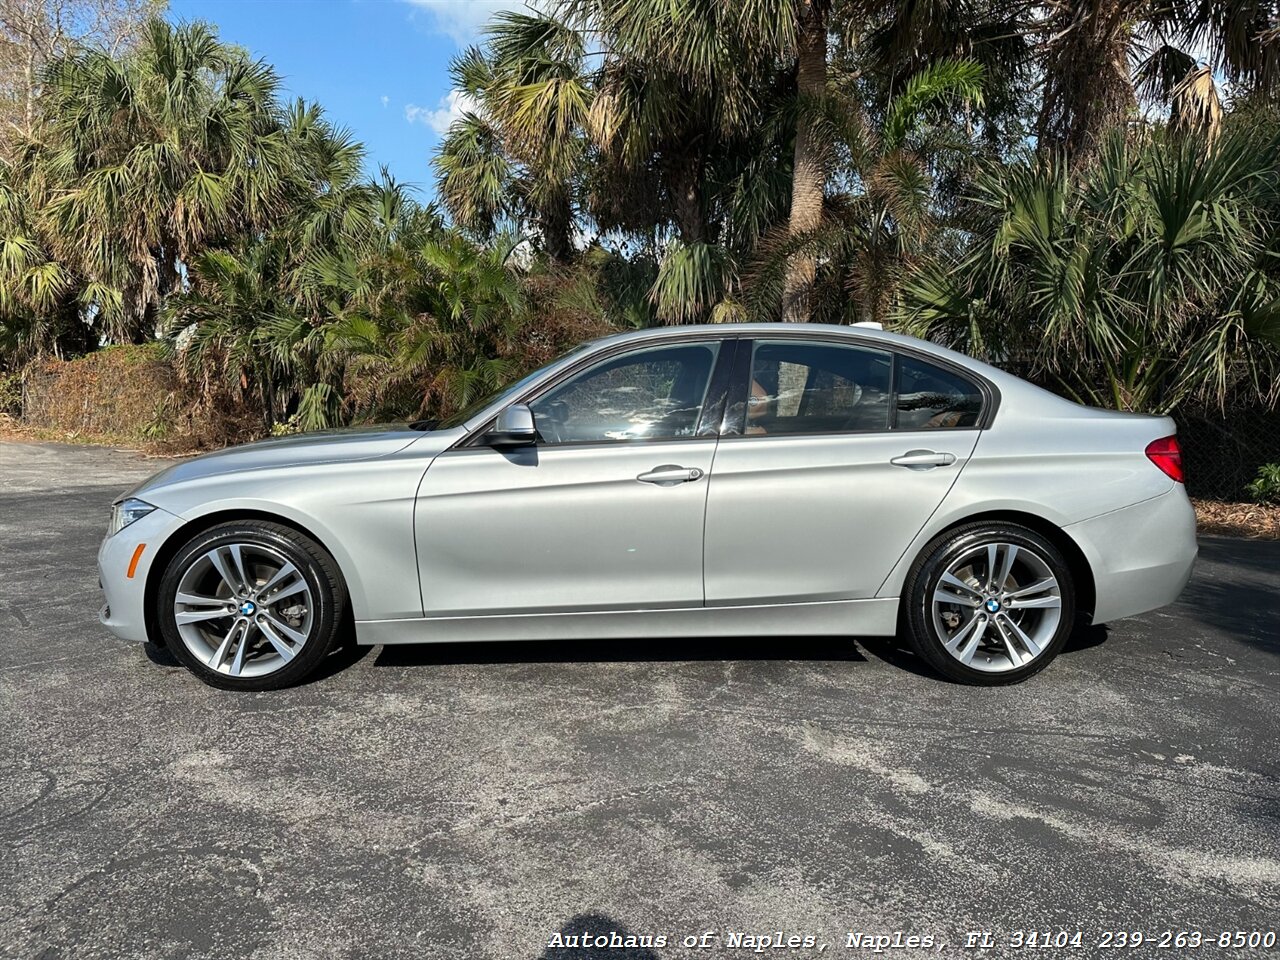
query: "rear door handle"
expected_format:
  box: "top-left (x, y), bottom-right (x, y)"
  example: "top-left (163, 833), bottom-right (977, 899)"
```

top-left (890, 449), bottom-right (956, 469)
top-left (637, 464), bottom-right (704, 485)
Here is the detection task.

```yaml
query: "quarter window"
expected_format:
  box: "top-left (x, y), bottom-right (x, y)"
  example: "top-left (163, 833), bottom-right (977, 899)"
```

top-left (529, 342), bottom-right (720, 444)
top-left (743, 340), bottom-right (893, 435)
top-left (894, 355), bottom-right (983, 429)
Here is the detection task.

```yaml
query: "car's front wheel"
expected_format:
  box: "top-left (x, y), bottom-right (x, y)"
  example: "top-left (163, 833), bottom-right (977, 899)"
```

top-left (903, 522), bottom-right (1076, 685)
top-left (157, 520), bottom-right (347, 690)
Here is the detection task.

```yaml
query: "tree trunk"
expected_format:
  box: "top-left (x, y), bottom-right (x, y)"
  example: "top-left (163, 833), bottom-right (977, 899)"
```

top-left (133, 300), bottom-right (155, 344)
top-left (258, 365), bottom-right (275, 432)
top-left (669, 156), bottom-right (706, 245)
top-left (52, 292), bottom-right (93, 357)
top-left (782, 0), bottom-right (829, 323)
top-left (23, 46), bottom-right (36, 133)
top-left (541, 187), bottom-right (574, 265)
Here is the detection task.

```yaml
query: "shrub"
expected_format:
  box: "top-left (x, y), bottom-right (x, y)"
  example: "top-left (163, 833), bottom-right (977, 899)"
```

top-left (17, 343), bottom-right (252, 448)
top-left (0, 371), bottom-right (21, 417)
top-left (1246, 464), bottom-right (1280, 504)
top-left (21, 344), bottom-right (176, 437)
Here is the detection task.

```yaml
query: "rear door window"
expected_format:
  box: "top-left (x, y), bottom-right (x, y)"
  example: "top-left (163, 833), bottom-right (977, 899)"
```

top-left (894, 355), bottom-right (983, 430)
top-left (744, 340), bottom-right (894, 435)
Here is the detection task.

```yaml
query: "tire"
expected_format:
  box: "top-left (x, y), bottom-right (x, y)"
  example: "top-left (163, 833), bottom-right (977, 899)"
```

top-left (902, 521), bottom-right (1076, 685)
top-left (157, 520), bottom-right (348, 690)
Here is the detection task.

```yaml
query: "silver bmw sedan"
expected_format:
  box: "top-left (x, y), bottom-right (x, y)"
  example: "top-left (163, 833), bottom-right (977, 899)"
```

top-left (98, 323), bottom-right (1197, 689)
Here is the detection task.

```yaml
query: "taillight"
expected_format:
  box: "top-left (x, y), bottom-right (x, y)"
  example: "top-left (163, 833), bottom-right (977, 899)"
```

top-left (1145, 435), bottom-right (1184, 483)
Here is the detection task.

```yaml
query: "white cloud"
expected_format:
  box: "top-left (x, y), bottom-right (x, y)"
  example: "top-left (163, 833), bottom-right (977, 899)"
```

top-left (403, 0), bottom-right (537, 47)
top-left (405, 89), bottom-right (480, 134)
top-left (380, 95), bottom-right (390, 108)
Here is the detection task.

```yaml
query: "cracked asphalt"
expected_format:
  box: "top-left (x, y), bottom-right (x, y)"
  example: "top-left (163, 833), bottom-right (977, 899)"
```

top-left (1, 440), bottom-right (1278, 960)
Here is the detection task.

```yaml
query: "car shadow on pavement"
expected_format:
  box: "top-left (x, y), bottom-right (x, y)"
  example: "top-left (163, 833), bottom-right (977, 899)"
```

top-left (373, 622), bottom-right (1111, 678)
top-left (143, 620), bottom-right (1111, 683)
top-left (1177, 538), bottom-right (1280, 656)
top-left (142, 632), bottom-right (376, 686)
top-left (854, 622), bottom-right (1109, 680)
top-left (540, 913), bottom-right (662, 959)
top-left (1065, 621), bottom-right (1110, 654)
top-left (374, 633), bottom-right (869, 668)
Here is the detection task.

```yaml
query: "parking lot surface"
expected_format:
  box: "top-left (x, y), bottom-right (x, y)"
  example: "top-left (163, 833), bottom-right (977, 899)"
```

top-left (2, 440), bottom-right (1278, 959)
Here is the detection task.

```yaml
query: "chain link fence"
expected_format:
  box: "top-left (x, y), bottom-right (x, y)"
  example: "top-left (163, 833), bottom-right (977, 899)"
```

top-left (1174, 406), bottom-right (1280, 501)
top-left (21, 347), bottom-right (178, 437)
top-left (18, 346), bottom-right (255, 449)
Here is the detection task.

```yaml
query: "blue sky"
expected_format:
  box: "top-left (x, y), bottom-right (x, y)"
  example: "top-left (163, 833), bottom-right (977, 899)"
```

top-left (167, 1), bottom-right (529, 201)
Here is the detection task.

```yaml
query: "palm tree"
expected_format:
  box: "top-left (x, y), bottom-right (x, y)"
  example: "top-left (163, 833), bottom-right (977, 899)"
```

top-left (435, 111), bottom-right (512, 240)
top-left (166, 240), bottom-right (303, 432)
top-left (743, 59), bottom-right (987, 326)
top-left (1037, 0), bottom-right (1279, 157)
top-left (436, 13), bottom-right (592, 264)
top-left (783, 0), bottom-right (835, 321)
top-left (0, 155), bottom-right (87, 361)
top-left (559, 0), bottom-right (842, 321)
top-left (13, 18), bottom-right (298, 343)
top-left (168, 109), bottom-right (437, 432)
top-left (897, 127), bottom-right (1280, 412)
top-left (858, 0), bottom-right (1034, 150)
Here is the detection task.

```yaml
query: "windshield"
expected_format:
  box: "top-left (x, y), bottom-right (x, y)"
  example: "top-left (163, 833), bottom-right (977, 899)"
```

top-left (432, 341), bottom-right (600, 430)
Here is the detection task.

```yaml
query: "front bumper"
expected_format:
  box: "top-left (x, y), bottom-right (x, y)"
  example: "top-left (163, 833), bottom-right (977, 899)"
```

top-left (1065, 487), bottom-right (1198, 624)
top-left (97, 505), bottom-right (186, 643)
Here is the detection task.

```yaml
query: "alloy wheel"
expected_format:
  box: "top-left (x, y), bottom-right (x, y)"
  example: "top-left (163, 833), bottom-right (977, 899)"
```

top-left (930, 541), bottom-right (1063, 673)
top-left (172, 542), bottom-right (315, 678)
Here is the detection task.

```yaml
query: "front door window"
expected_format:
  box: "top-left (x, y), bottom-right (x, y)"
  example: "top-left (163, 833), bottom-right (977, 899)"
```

top-left (529, 343), bottom-right (721, 444)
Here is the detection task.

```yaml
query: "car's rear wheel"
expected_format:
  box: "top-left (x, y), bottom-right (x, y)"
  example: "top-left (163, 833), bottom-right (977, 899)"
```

top-left (157, 521), bottom-right (347, 690)
top-left (903, 522), bottom-right (1075, 685)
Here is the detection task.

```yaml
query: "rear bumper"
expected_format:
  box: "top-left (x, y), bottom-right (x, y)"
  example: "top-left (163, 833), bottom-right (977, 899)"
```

top-left (97, 505), bottom-right (186, 643)
top-left (1065, 488), bottom-right (1197, 624)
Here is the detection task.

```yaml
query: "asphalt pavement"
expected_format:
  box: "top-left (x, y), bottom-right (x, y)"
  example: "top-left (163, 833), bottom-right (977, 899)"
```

top-left (1, 440), bottom-right (1278, 960)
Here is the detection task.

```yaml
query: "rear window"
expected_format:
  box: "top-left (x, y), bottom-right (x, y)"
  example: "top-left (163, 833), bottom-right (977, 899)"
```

top-left (894, 355), bottom-right (983, 429)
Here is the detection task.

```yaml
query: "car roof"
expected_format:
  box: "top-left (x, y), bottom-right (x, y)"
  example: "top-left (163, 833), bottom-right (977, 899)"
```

top-left (583, 323), bottom-right (992, 371)
top-left (591, 322), bottom-right (892, 344)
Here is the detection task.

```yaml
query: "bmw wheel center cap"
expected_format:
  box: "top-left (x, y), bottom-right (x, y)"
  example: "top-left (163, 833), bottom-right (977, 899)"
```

top-left (984, 598), bottom-right (1001, 614)
top-left (239, 600), bottom-right (257, 617)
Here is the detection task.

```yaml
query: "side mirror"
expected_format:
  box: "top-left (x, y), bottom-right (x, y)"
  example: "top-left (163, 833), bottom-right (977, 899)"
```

top-left (487, 403), bottom-right (537, 447)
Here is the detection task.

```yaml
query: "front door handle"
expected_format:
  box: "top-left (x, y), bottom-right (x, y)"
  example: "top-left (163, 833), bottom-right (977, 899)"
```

top-left (890, 449), bottom-right (956, 469)
top-left (637, 464), bottom-right (704, 485)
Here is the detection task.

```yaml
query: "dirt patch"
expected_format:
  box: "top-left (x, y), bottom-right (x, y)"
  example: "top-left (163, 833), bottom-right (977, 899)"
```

top-left (1193, 499), bottom-right (1280, 540)
top-left (0, 414), bottom-right (190, 458)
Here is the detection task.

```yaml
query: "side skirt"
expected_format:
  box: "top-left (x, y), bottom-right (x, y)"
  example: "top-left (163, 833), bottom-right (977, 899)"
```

top-left (355, 598), bottom-right (900, 645)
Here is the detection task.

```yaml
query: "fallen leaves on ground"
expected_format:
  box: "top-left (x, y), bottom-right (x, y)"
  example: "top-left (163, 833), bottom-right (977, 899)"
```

top-left (1193, 498), bottom-right (1280, 540)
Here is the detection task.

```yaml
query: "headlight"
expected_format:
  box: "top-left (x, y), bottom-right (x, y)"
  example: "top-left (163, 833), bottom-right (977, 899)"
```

top-left (110, 498), bottom-right (156, 536)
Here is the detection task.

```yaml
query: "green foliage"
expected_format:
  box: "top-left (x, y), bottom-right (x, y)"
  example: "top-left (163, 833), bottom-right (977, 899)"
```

top-left (882, 59), bottom-right (985, 151)
top-left (897, 127), bottom-right (1280, 413)
top-left (142, 395), bottom-right (178, 439)
top-left (1247, 464), bottom-right (1280, 503)
top-left (6, 20), bottom-right (307, 345)
top-left (2, 1), bottom-right (1278, 460)
top-left (0, 370), bottom-right (21, 416)
top-left (651, 242), bottom-right (729, 322)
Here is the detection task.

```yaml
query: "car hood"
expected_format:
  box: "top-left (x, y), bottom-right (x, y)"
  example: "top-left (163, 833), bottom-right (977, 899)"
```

top-left (123, 424), bottom-right (428, 500)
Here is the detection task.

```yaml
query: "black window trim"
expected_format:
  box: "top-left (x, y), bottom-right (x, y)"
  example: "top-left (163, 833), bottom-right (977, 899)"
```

top-left (451, 328), bottom-right (999, 451)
